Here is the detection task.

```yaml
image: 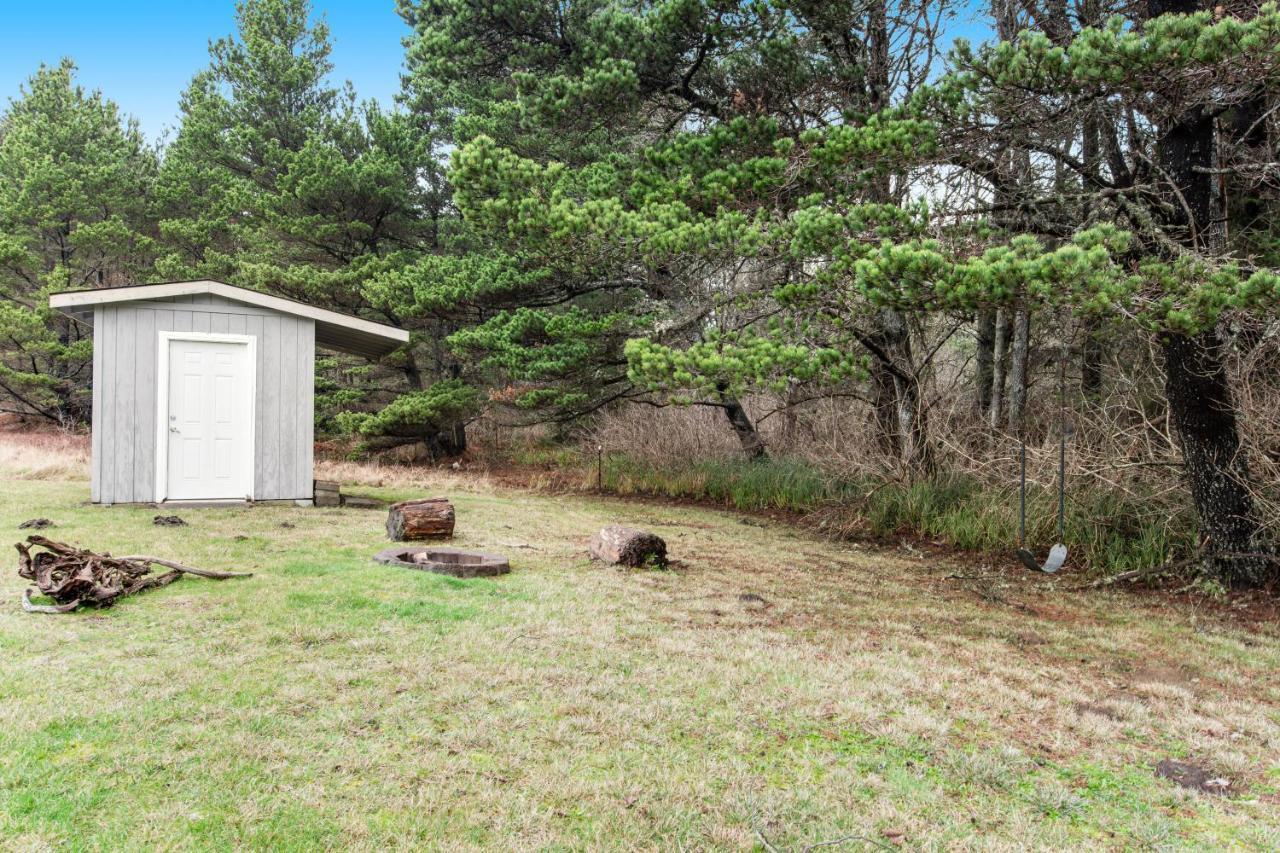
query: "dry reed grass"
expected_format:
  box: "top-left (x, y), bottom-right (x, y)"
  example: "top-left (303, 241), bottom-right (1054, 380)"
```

top-left (0, 431), bottom-right (89, 482)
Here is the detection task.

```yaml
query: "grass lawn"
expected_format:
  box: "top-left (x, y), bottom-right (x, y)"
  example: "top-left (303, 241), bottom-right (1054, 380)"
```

top-left (0, 442), bottom-right (1278, 849)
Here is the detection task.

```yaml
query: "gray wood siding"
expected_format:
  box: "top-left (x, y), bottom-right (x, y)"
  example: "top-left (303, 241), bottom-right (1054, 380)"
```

top-left (92, 302), bottom-right (315, 503)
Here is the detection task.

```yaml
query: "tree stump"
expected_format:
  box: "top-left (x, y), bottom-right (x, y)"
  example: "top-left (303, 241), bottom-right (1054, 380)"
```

top-left (386, 497), bottom-right (455, 541)
top-left (589, 525), bottom-right (667, 567)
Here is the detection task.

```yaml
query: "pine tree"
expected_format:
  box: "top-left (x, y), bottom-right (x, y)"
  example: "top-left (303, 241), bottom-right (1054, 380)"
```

top-left (402, 0), bottom-right (947, 458)
top-left (157, 0), bottom-right (480, 458)
top-left (0, 60), bottom-right (157, 424)
top-left (450, 1), bottom-right (1280, 583)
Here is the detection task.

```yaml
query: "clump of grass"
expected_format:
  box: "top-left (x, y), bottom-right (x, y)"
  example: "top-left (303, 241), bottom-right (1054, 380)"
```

top-left (600, 455), bottom-right (1198, 575)
top-left (604, 455), bottom-right (864, 513)
top-left (509, 442), bottom-right (582, 469)
top-left (0, 431), bottom-right (89, 481)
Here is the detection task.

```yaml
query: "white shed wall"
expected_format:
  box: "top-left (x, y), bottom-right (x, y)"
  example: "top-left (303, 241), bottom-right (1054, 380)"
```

top-left (91, 294), bottom-right (315, 503)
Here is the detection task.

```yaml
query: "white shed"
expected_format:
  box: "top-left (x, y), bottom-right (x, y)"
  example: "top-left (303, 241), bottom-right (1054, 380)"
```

top-left (50, 280), bottom-right (409, 505)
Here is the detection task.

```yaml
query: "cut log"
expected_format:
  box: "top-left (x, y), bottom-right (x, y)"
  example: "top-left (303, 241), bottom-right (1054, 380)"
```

top-left (386, 497), bottom-right (455, 541)
top-left (314, 479), bottom-right (342, 507)
top-left (589, 525), bottom-right (667, 568)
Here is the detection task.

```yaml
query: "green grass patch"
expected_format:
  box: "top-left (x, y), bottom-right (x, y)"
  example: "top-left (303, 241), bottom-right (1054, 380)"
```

top-left (0, 472), bottom-right (1274, 848)
top-left (603, 455), bottom-right (1198, 574)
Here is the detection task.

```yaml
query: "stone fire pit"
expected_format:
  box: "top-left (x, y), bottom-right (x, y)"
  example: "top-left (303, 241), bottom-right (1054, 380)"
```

top-left (373, 546), bottom-right (510, 578)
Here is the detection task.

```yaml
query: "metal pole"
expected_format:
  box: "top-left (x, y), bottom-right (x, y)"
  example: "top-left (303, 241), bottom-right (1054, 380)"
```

top-left (1057, 433), bottom-right (1066, 540)
top-left (1019, 442), bottom-right (1027, 547)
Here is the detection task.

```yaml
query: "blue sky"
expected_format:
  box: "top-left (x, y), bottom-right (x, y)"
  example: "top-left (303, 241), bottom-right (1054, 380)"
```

top-left (0, 1), bottom-right (410, 143)
top-left (0, 1), bottom-right (993, 145)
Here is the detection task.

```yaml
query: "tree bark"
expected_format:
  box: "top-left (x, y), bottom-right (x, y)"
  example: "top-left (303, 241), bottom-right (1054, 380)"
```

top-left (386, 498), bottom-right (456, 541)
top-left (1149, 0), bottom-right (1269, 584)
top-left (1006, 306), bottom-right (1030, 436)
top-left (1080, 101), bottom-right (1105, 399)
top-left (718, 389), bottom-right (767, 460)
top-left (588, 525), bottom-right (667, 567)
top-left (1163, 331), bottom-right (1268, 584)
top-left (860, 1), bottom-right (930, 475)
top-left (425, 422), bottom-right (467, 459)
top-left (880, 308), bottom-right (931, 473)
top-left (988, 0), bottom-right (1029, 439)
top-left (975, 309), bottom-right (996, 414)
top-left (988, 307), bottom-right (1010, 431)
top-left (867, 323), bottom-right (902, 459)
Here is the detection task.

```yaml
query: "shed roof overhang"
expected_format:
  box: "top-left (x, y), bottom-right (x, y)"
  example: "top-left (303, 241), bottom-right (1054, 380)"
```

top-left (49, 280), bottom-right (410, 359)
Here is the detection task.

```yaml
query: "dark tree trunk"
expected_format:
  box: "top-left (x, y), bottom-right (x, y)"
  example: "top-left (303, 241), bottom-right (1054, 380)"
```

top-left (864, 309), bottom-right (931, 472)
top-left (989, 0), bottom-right (1028, 439)
top-left (860, 2), bottom-right (930, 475)
top-left (1149, 0), bottom-right (1270, 584)
top-left (718, 388), bottom-right (767, 460)
top-left (975, 310), bottom-right (996, 414)
top-left (1006, 306), bottom-right (1030, 437)
top-left (893, 368), bottom-right (931, 475)
top-left (868, 325), bottom-right (902, 459)
top-left (425, 422), bottom-right (467, 459)
top-left (988, 307), bottom-right (1011, 430)
top-left (1080, 103), bottom-right (1105, 400)
top-left (1163, 331), bottom-right (1268, 584)
top-left (400, 356), bottom-right (469, 460)
top-left (880, 309), bottom-right (931, 474)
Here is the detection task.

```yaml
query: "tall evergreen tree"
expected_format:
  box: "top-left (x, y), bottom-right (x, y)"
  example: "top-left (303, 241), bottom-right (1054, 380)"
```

top-left (0, 60), bottom-right (157, 424)
top-left (453, 1), bottom-right (1280, 584)
top-left (157, 0), bottom-right (479, 457)
top-left (401, 0), bottom-right (950, 458)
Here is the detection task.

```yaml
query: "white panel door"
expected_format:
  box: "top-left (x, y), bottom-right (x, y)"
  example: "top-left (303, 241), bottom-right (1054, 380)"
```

top-left (165, 339), bottom-right (251, 500)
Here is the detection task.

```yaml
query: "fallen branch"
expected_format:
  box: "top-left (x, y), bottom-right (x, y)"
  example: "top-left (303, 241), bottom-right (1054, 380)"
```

top-left (16, 535), bottom-right (251, 614)
top-left (1073, 550), bottom-right (1278, 591)
top-left (114, 556), bottom-right (252, 579)
top-left (21, 588), bottom-right (81, 614)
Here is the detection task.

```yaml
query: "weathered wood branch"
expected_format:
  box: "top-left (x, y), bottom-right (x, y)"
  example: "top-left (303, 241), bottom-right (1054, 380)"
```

top-left (16, 535), bottom-right (251, 614)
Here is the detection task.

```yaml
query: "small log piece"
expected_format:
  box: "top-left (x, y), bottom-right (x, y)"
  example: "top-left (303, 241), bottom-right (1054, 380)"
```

top-left (314, 479), bottom-right (342, 507)
top-left (386, 497), bottom-right (455, 541)
top-left (589, 525), bottom-right (667, 568)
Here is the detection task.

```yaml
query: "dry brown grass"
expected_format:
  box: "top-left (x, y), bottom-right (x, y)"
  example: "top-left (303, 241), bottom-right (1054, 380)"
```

top-left (0, 430), bottom-right (89, 481)
top-left (582, 319), bottom-right (1280, 543)
top-left (314, 457), bottom-right (493, 494)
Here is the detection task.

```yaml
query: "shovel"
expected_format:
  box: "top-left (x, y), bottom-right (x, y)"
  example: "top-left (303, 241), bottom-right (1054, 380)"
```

top-left (1016, 440), bottom-right (1068, 574)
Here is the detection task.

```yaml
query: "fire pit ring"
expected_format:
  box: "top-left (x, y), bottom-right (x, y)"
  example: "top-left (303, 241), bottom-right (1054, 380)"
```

top-left (374, 546), bottom-right (510, 578)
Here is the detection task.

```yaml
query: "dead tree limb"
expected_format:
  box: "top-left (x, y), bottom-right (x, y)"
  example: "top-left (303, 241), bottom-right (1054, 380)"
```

top-left (16, 535), bottom-right (251, 614)
top-left (114, 557), bottom-right (253, 579)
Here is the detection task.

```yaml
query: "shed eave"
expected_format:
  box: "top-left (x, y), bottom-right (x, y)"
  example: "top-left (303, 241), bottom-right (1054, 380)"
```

top-left (49, 280), bottom-right (410, 358)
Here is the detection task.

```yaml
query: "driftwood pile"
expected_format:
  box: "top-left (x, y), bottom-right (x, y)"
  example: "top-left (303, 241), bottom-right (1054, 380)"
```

top-left (16, 535), bottom-right (251, 614)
